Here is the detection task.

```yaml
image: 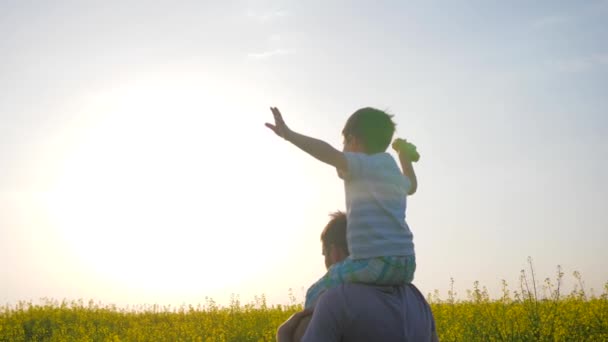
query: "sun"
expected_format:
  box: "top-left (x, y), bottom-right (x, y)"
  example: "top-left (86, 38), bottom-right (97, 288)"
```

top-left (40, 70), bottom-right (326, 305)
top-left (43, 74), bottom-right (275, 300)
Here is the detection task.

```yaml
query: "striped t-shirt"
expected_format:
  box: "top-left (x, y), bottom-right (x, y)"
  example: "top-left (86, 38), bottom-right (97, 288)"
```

top-left (342, 152), bottom-right (414, 259)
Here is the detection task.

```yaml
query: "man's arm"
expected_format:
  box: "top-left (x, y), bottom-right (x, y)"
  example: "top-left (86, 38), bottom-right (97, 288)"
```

top-left (392, 138), bottom-right (418, 195)
top-left (300, 290), bottom-right (343, 342)
top-left (266, 107), bottom-right (348, 172)
top-left (277, 309), bottom-right (313, 342)
top-left (293, 315), bottom-right (312, 342)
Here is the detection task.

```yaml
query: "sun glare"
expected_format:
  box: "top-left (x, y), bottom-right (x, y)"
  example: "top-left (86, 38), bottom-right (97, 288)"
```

top-left (43, 74), bottom-right (280, 300)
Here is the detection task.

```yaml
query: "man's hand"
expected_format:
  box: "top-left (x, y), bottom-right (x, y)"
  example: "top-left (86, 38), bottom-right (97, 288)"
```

top-left (266, 107), bottom-right (292, 139)
top-left (277, 309), bottom-right (313, 342)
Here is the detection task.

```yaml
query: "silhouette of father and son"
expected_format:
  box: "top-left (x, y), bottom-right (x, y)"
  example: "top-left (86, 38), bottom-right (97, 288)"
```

top-left (265, 107), bottom-right (439, 341)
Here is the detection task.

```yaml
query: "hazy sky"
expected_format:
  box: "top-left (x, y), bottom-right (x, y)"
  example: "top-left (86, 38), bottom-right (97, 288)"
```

top-left (2, 0), bottom-right (607, 308)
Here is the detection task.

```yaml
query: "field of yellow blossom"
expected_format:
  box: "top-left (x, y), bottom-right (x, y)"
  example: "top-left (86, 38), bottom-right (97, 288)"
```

top-left (2, 263), bottom-right (607, 341)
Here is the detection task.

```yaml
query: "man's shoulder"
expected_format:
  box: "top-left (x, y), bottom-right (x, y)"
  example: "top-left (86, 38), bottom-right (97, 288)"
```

top-left (317, 284), bottom-right (374, 308)
top-left (324, 283), bottom-right (426, 306)
top-left (325, 283), bottom-right (403, 301)
top-left (330, 283), bottom-right (417, 293)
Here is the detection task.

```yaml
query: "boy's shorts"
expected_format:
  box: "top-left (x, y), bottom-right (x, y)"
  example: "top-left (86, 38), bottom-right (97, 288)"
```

top-left (305, 255), bottom-right (416, 309)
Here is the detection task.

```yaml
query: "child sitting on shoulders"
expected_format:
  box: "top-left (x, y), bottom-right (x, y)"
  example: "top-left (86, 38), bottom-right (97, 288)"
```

top-left (265, 106), bottom-right (419, 309)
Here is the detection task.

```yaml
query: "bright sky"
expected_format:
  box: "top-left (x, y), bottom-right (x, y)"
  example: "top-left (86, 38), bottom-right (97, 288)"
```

top-left (1, 1), bottom-right (607, 308)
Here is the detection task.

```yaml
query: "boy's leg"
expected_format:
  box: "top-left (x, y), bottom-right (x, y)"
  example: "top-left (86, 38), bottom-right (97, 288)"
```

top-left (375, 255), bottom-right (416, 285)
top-left (304, 255), bottom-right (416, 309)
top-left (304, 258), bottom-right (360, 309)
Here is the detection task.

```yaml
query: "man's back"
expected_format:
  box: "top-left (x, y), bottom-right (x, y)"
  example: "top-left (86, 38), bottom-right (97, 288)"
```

top-left (302, 283), bottom-right (436, 342)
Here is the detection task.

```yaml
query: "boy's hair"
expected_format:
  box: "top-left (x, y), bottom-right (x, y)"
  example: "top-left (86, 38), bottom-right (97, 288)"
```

top-left (342, 107), bottom-right (396, 154)
top-left (320, 211), bottom-right (348, 256)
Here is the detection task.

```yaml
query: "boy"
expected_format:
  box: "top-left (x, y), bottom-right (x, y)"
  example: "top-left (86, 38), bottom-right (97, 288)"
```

top-left (266, 106), bottom-right (419, 309)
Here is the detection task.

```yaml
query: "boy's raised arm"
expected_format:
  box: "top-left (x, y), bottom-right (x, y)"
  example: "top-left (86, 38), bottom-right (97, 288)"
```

top-left (266, 107), bottom-right (348, 172)
top-left (392, 138), bottom-right (418, 195)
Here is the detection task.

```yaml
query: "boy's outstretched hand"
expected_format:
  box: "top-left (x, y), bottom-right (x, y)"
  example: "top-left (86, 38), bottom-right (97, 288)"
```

top-left (265, 107), bottom-right (291, 139)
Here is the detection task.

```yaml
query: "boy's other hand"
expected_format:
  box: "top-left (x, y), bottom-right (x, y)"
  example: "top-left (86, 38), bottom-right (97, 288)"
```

top-left (392, 138), bottom-right (420, 162)
top-left (391, 138), bottom-right (411, 154)
top-left (265, 107), bottom-right (291, 139)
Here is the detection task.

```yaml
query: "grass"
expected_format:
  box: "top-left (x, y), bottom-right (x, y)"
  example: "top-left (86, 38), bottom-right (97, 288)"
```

top-left (2, 259), bottom-right (607, 341)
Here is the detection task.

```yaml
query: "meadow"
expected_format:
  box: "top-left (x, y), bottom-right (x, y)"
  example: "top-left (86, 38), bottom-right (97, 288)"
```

top-left (2, 263), bottom-right (607, 341)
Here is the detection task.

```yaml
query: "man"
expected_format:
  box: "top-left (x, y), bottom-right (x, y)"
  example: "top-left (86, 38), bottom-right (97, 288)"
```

top-left (277, 212), bottom-right (438, 342)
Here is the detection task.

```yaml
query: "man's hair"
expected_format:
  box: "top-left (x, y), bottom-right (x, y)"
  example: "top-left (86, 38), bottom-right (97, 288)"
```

top-left (320, 211), bottom-right (348, 255)
top-left (342, 107), bottom-right (396, 154)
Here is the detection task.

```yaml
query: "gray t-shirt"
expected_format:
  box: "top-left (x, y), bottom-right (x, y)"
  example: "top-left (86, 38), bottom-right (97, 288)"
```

top-left (302, 283), bottom-right (436, 342)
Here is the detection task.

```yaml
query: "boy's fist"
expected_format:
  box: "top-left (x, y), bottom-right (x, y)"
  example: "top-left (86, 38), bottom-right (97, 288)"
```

top-left (392, 138), bottom-right (420, 162)
top-left (265, 107), bottom-right (291, 139)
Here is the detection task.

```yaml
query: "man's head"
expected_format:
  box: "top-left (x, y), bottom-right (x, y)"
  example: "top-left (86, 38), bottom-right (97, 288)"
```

top-left (342, 107), bottom-right (396, 154)
top-left (320, 211), bottom-right (348, 269)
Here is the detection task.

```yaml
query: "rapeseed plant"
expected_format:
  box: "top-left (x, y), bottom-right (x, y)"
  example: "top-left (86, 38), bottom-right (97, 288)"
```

top-left (1, 261), bottom-right (606, 341)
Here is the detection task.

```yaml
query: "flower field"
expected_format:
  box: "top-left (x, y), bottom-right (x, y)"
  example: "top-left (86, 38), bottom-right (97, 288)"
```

top-left (2, 266), bottom-right (607, 341)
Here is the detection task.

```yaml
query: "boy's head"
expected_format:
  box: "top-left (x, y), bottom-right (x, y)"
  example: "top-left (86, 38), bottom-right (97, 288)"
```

top-left (342, 107), bottom-right (396, 154)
